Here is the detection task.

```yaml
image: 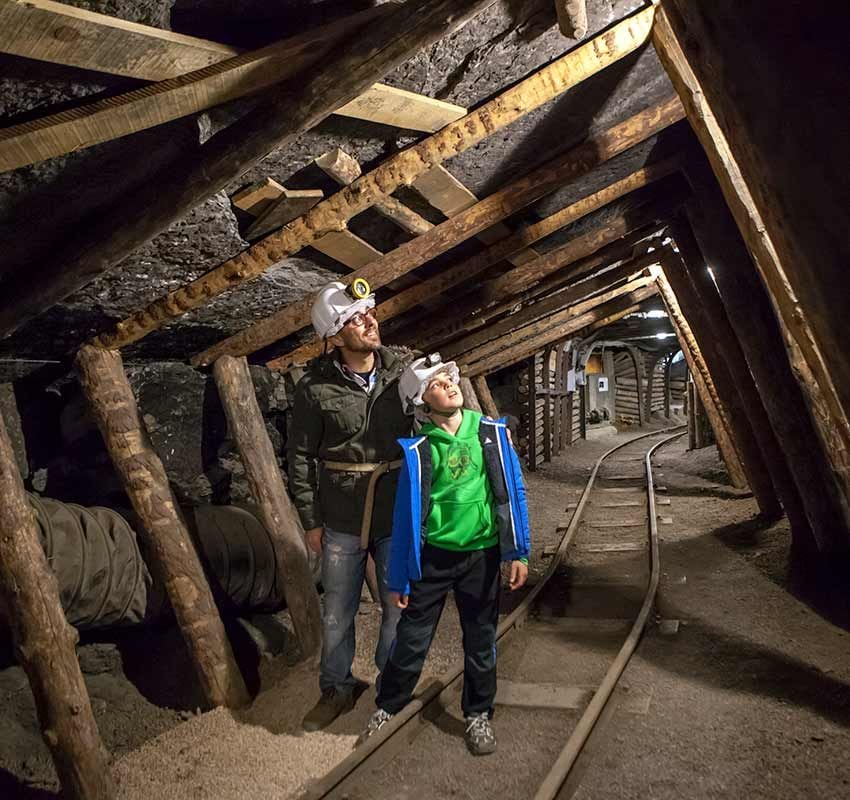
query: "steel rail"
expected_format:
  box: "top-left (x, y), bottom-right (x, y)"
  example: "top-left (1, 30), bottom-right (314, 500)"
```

top-left (302, 425), bottom-right (685, 800)
top-left (534, 427), bottom-right (686, 800)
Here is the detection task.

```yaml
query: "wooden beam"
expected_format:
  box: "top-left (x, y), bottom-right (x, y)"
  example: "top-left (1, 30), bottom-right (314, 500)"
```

top-left (0, 0), bottom-right (237, 80)
top-left (668, 212), bottom-right (795, 524)
top-left (655, 272), bottom-right (748, 489)
top-left (411, 164), bottom-right (538, 265)
top-left (75, 345), bottom-right (250, 709)
top-left (212, 356), bottom-right (322, 657)
top-left (0, 407), bottom-right (115, 800)
top-left (0, 7), bottom-right (392, 174)
top-left (660, 250), bottom-right (781, 518)
top-left (459, 275), bottom-right (655, 369)
top-left (84, 5), bottom-right (661, 353)
top-left (683, 165), bottom-right (850, 552)
top-left (466, 285), bottom-right (658, 377)
top-left (442, 258), bottom-right (643, 361)
top-left (316, 148), bottom-right (433, 236)
top-left (472, 375), bottom-right (500, 418)
top-left (269, 149), bottom-right (680, 370)
top-left (0, 0), bottom-right (497, 339)
top-left (245, 188), bottom-right (324, 241)
top-left (460, 377), bottom-right (483, 413)
top-left (231, 176), bottom-right (387, 272)
top-left (543, 345), bottom-right (553, 463)
top-left (653, 4), bottom-right (850, 515)
top-left (231, 177), bottom-right (286, 217)
top-left (333, 82), bottom-right (466, 132)
top-left (527, 358), bottom-right (538, 470)
top-left (397, 233), bottom-right (656, 352)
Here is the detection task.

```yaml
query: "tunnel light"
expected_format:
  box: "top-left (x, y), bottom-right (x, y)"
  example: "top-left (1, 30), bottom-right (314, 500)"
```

top-left (655, 332), bottom-right (675, 339)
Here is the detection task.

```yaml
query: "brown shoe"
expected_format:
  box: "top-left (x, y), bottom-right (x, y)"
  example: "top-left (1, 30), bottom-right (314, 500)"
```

top-left (302, 682), bottom-right (367, 732)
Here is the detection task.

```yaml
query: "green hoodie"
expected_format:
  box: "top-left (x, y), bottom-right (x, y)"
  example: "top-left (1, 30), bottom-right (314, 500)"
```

top-left (419, 409), bottom-right (499, 552)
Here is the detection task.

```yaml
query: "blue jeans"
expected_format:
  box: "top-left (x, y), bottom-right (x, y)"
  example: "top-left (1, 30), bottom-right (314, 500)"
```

top-left (320, 528), bottom-right (402, 692)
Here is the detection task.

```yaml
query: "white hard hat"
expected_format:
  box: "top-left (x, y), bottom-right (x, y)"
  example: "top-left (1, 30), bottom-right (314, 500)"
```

top-left (399, 353), bottom-right (460, 414)
top-left (311, 280), bottom-right (376, 339)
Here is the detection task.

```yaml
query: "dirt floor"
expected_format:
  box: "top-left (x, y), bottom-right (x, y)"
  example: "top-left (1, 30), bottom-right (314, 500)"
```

top-left (2, 417), bottom-right (849, 798)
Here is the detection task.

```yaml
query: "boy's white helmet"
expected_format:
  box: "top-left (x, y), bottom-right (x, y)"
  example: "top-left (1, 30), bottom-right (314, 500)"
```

top-left (399, 353), bottom-right (461, 414)
top-left (311, 280), bottom-right (375, 339)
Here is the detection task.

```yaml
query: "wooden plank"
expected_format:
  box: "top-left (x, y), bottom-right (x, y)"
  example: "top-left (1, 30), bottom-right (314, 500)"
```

top-left (411, 164), bottom-right (537, 264)
top-left (82, 6), bottom-right (659, 354)
top-left (0, 0), bottom-right (236, 80)
top-left (0, 7), bottom-right (391, 174)
top-left (312, 230), bottom-right (382, 269)
top-left (334, 82), bottom-right (466, 132)
top-left (575, 539), bottom-right (646, 547)
top-left (472, 375), bottom-right (500, 419)
top-left (258, 113), bottom-right (683, 370)
top-left (0, 405), bottom-right (115, 800)
top-left (75, 345), bottom-right (250, 710)
top-left (231, 177), bottom-right (285, 217)
top-left (245, 188), bottom-right (324, 241)
top-left (316, 148), bottom-right (432, 236)
top-left (0, 0), bottom-right (495, 340)
top-left (212, 356), bottom-right (322, 657)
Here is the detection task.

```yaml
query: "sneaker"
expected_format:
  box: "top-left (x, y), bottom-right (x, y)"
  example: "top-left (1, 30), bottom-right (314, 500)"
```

top-left (464, 712), bottom-right (496, 756)
top-left (302, 686), bottom-right (360, 732)
top-left (356, 708), bottom-right (394, 746)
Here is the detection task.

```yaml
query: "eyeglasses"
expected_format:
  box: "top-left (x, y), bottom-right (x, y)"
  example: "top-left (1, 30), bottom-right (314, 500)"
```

top-left (344, 307), bottom-right (378, 328)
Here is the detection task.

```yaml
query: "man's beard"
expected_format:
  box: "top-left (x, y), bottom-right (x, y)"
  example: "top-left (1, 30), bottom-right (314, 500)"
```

top-left (347, 333), bottom-right (381, 353)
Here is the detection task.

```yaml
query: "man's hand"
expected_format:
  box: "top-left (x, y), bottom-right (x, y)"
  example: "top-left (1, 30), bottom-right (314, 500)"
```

top-left (508, 560), bottom-right (528, 591)
top-left (306, 527), bottom-right (324, 554)
top-left (390, 591), bottom-right (409, 609)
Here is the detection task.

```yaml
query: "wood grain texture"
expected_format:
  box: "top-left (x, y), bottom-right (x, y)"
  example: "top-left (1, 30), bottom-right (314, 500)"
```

top-left (89, 5), bottom-right (658, 353)
top-left (212, 356), bottom-right (322, 658)
top-left (245, 189), bottom-right (324, 241)
top-left (653, 3), bottom-right (850, 510)
top-left (0, 406), bottom-right (115, 800)
top-left (0, 0), bottom-right (495, 339)
top-left (75, 345), bottom-right (249, 709)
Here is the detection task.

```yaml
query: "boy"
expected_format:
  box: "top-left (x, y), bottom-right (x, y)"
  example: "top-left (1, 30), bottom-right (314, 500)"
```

top-left (358, 354), bottom-right (531, 755)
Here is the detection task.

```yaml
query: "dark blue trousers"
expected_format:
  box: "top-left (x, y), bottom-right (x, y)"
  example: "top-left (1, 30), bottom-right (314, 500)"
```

top-left (377, 544), bottom-right (500, 717)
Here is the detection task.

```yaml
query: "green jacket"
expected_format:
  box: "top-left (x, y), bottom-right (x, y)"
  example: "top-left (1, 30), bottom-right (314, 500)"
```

top-left (287, 346), bottom-right (415, 539)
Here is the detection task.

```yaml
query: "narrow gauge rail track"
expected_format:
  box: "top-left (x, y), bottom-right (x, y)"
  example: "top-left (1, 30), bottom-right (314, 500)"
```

top-left (302, 426), bottom-right (686, 800)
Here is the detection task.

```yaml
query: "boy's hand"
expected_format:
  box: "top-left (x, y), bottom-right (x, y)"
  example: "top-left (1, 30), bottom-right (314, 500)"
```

top-left (508, 560), bottom-right (528, 591)
top-left (390, 592), bottom-right (409, 609)
top-left (306, 527), bottom-right (324, 553)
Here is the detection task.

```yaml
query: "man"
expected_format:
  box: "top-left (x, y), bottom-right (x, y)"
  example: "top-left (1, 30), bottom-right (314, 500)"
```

top-left (287, 280), bottom-right (415, 731)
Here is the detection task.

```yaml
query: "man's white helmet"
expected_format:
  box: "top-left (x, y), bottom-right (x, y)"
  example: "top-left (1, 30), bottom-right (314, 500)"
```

top-left (399, 353), bottom-right (461, 414)
top-left (311, 280), bottom-right (375, 339)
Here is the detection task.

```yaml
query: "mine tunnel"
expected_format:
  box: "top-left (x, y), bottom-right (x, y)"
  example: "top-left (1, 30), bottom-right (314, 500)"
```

top-left (0, 1), bottom-right (848, 798)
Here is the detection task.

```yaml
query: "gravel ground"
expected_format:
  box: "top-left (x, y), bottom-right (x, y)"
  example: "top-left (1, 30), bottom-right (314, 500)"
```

top-left (3, 417), bottom-right (849, 799)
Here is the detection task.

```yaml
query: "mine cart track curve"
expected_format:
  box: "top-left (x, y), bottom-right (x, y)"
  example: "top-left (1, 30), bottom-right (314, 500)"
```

top-left (302, 426), bottom-right (686, 800)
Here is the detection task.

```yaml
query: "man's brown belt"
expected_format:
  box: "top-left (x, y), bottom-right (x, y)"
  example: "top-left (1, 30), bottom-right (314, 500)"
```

top-left (322, 459), bottom-right (403, 548)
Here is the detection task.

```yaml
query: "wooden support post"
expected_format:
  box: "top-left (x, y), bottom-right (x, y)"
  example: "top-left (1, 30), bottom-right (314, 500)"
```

top-left (212, 356), bottom-right (322, 657)
top-left (472, 375), bottom-right (500, 419)
top-left (624, 346), bottom-right (645, 427)
top-left (75, 345), bottom-right (249, 708)
top-left (0, 409), bottom-right (115, 800)
top-left (660, 249), bottom-right (782, 518)
top-left (459, 377), bottom-right (483, 414)
top-left (644, 354), bottom-right (659, 422)
top-left (663, 356), bottom-right (672, 419)
top-left (683, 169), bottom-right (849, 551)
top-left (527, 359), bottom-right (538, 472)
top-left (579, 380), bottom-right (588, 441)
top-left (0, 0), bottom-right (497, 339)
top-left (565, 390), bottom-right (575, 446)
top-left (669, 211), bottom-right (804, 527)
top-left (79, 7), bottom-right (664, 355)
top-left (653, 3), bottom-right (850, 514)
top-left (542, 346), bottom-right (553, 463)
top-left (686, 377), bottom-right (696, 450)
top-left (555, 1), bottom-right (588, 39)
top-left (655, 274), bottom-right (748, 488)
top-left (552, 348), bottom-right (563, 456)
